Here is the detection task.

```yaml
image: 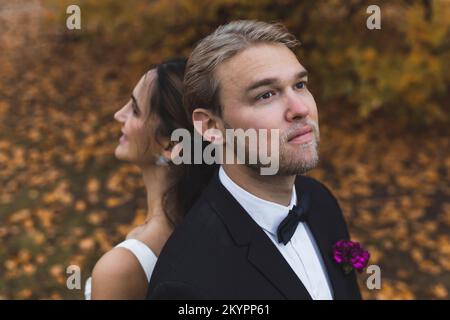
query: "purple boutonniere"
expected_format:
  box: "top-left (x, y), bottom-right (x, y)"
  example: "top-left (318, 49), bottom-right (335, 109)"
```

top-left (332, 240), bottom-right (370, 275)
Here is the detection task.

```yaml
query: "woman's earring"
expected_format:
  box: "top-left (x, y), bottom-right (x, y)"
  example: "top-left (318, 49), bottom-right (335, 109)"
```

top-left (155, 155), bottom-right (169, 166)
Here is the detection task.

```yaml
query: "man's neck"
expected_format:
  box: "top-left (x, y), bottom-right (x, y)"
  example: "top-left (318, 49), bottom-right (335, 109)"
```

top-left (222, 164), bottom-right (296, 206)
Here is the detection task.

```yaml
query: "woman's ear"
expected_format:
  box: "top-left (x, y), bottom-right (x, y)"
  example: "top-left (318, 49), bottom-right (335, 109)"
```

top-left (192, 108), bottom-right (224, 143)
top-left (160, 140), bottom-right (183, 164)
top-left (161, 149), bottom-right (172, 164)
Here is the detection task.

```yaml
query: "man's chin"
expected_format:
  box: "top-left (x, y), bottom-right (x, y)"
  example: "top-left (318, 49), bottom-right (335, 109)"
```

top-left (278, 149), bottom-right (320, 175)
top-left (276, 159), bottom-right (319, 176)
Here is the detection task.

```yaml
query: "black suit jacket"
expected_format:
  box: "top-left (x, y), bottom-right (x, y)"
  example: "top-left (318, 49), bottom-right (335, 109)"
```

top-left (147, 170), bottom-right (362, 299)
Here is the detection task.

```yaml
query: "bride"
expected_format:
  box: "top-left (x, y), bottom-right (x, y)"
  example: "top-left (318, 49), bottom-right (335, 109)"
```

top-left (85, 58), bottom-right (215, 299)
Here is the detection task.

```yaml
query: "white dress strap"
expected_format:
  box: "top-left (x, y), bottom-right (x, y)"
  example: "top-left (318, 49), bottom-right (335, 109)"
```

top-left (84, 239), bottom-right (157, 300)
top-left (115, 239), bottom-right (157, 282)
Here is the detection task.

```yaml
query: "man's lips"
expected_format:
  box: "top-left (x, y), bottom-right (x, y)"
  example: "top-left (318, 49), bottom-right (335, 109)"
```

top-left (287, 126), bottom-right (313, 144)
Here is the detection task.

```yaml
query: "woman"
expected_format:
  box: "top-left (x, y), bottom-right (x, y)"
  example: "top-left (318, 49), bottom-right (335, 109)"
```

top-left (85, 59), bottom-right (216, 299)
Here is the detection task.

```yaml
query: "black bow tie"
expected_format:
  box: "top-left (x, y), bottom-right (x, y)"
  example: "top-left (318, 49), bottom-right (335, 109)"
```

top-left (276, 192), bottom-right (311, 245)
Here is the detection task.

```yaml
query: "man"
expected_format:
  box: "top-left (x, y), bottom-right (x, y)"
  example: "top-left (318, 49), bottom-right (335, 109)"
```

top-left (147, 20), bottom-right (361, 300)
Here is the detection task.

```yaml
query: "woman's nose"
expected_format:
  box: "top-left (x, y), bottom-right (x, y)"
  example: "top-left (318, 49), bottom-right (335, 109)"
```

top-left (114, 105), bottom-right (127, 122)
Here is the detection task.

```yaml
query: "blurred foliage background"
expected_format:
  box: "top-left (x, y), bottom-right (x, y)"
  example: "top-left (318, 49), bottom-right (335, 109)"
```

top-left (0, 0), bottom-right (449, 299)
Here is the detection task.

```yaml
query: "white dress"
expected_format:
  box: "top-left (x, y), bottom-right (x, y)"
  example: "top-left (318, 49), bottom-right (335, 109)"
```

top-left (84, 238), bottom-right (157, 300)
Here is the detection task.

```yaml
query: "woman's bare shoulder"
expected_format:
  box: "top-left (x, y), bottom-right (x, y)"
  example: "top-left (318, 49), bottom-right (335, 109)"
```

top-left (91, 246), bottom-right (147, 299)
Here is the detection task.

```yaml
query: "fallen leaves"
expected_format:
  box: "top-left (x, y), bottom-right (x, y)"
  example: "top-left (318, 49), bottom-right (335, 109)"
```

top-left (35, 209), bottom-right (55, 229)
top-left (0, 0), bottom-right (448, 301)
top-left (79, 238), bottom-right (96, 253)
top-left (87, 178), bottom-right (101, 194)
top-left (429, 284), bottom-right (448, 299)
top-left (75, 200), bottom-right (87, 212)
top-left (42, 181), bottom-right (73, 206)
top-left (309, 124), bottom-right (450, 300)
top-left (87, 211), bottom-right (106, 226)
top-left (374, 280), bottom-right (415, 300)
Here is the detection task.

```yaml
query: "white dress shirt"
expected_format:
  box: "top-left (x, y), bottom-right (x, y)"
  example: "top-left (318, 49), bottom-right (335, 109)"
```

top-left (219, 166), bottom-right (333, 300)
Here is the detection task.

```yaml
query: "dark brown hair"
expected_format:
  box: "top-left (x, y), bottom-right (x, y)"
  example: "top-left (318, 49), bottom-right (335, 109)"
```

top-left (147, 58), bottom-right (218, 227)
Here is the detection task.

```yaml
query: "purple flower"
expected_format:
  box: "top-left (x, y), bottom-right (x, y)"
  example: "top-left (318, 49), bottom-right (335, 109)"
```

top-left (332, 240), bottom-right (370, 274)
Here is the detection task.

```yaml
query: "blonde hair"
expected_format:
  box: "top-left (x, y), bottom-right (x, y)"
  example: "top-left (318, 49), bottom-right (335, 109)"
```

top-left (184, 20), bottom-right (300, 117)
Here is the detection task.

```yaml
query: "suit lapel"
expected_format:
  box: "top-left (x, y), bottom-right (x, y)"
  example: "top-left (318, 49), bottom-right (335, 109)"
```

top-left (295, 176), bottom-right (353, 299)
top-left (305, 211), bottom-right (347, 299)
top-left (205, 170), bottom-right (312, 299)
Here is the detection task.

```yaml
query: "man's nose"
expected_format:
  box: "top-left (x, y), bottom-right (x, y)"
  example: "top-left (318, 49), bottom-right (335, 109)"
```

top-left (284, 91), bottom-right (309, 121)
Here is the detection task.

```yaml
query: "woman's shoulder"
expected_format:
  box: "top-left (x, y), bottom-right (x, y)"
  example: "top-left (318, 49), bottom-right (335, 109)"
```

top-left (90, 245), bottom-right (148, 299)
top-left (93, 245), bottom-right (142, 277)
top-left (89, 216), bottom-right (173, 299)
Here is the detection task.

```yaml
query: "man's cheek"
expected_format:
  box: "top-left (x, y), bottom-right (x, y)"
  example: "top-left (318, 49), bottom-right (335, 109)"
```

top-left (308, 99), bottom-right (319, 118)
top-left (239, 112), bottom-right (276, 129)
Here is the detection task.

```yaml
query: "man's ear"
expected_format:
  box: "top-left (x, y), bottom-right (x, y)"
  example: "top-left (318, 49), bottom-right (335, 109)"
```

top-left (192, 108), bottom-right (224, 143)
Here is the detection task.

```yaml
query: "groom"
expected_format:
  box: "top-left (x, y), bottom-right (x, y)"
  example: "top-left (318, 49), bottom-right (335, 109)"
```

top-left (147, 20), bottom-right (361, 300)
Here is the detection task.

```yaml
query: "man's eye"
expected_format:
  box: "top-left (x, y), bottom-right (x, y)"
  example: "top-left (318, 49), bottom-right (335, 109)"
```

top-left (295, 81), bottom-right (307, 89)
top-left (257, 91), bottom-right (275, 100)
